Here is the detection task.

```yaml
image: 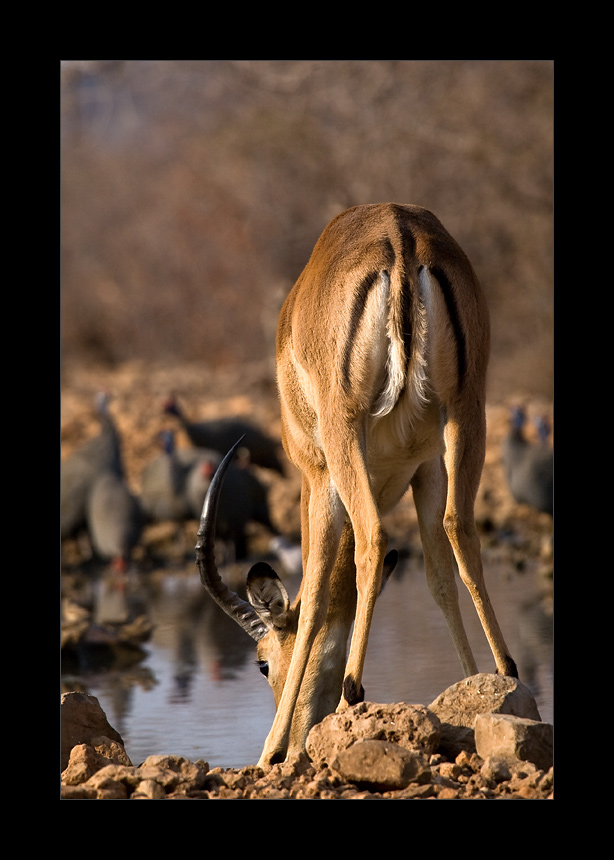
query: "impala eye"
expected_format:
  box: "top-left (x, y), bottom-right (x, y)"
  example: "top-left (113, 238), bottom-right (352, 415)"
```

top-left (256, 660), bottom-right (269, 678)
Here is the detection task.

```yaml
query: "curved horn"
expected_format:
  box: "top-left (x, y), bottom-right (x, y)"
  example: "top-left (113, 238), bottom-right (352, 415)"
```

top-left (195, 436), bottom-right (268, 641)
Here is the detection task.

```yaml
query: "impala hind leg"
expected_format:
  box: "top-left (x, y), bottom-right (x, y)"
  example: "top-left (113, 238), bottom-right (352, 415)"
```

top-left (411, 458), bottom-right (478, 677)
top-left (443, 418), bottom-right (518, 678)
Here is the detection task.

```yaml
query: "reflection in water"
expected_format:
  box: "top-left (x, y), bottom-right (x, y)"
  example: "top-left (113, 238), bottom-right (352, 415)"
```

top-left (516, 596), bottom-right (553, 707)
top-left (61, 557), bottom-right (552, 770)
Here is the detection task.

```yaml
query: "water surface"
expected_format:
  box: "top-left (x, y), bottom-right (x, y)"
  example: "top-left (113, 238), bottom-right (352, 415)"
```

top-left (62, 557), bottom-right (553, 770)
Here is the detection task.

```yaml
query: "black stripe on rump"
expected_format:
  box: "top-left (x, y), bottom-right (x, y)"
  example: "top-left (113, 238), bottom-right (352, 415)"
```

top-left (430, 266), bottom-right (467, 386)
top-left (342, 270), bottom-right (380, 391)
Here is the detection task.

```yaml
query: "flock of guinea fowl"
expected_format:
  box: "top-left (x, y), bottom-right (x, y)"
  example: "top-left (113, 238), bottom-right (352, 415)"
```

top-left (60, 392), bottom-right (552, 574)
top-left (60, 393), bottom-right (302, 574)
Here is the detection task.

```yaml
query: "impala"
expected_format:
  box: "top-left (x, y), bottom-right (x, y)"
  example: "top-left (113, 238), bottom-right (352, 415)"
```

top-left (196, 203), bottom-right (517, 767)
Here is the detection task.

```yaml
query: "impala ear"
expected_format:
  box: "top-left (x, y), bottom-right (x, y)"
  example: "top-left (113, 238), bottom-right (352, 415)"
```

top-left (246, 562), bottom-right (291, 632)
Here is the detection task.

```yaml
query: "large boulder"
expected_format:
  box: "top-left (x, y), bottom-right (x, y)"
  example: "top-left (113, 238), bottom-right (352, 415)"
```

top-left (306, 701), bottom-right (441, 767)
top-left (428, 673), bottom-right (542, 758)
top-left (475, 712), bottom-right (553, 771)
top-left (61, 691), bottom-right (126, 770)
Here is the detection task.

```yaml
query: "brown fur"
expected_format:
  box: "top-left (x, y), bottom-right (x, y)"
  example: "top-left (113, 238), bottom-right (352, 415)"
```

top-left (211, 204), bottom-right (517, 767)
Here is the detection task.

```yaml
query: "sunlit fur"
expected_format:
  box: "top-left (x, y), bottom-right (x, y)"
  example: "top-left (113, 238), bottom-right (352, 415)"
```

top-left (240, 203), bottom-right (516, 767)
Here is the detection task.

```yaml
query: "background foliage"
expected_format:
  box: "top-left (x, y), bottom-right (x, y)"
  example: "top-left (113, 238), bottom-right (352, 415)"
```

top-left (61, 60), bottom-right (553, 400)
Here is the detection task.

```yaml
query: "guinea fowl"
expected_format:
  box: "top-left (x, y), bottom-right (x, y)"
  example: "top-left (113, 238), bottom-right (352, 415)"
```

top-left (184, 445), bottom-right (301, 569)
top-left (163, 395), bottom-right (285, 474)
top-left (185, 453), bottom-right (258, 561)
top-left (503, 406), bottom-right (553, 516)
top-left (140, 430), bottom-right (195, 524)
top-left (86, 471), bottom-right (144, 572)
top-left (60, 391), bottom-right (124, 541)
top-left (536, 414), bottom-right (551, 445)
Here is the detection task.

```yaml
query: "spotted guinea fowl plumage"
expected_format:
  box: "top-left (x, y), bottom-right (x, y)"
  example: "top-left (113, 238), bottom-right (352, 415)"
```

top-left (502, 406), bottom-right (553, 516)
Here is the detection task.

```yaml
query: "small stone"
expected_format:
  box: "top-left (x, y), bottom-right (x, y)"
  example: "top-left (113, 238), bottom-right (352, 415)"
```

top-left (133, 778), bottom-right (167, 799)
top-left (138, 754), bottom-right (207, 791)
top-left (62, 744), bottom-right (110, 785)
top-left (60, 784), bottom-right (97, 800)
top-left (438, 761), bottom-right (462, 781)
top-left (91, 736), bottom-right (133, 766)
top-left (436, 786), bottom-right (460, 799)
top-left (480, 756), bottom-right (512, 783)
top-left (331, 739), bottom-right (430, 792)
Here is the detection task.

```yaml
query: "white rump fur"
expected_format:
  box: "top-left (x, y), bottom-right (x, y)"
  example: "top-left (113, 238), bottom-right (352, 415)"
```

top-left (371, 267), bottom-right (430, 425)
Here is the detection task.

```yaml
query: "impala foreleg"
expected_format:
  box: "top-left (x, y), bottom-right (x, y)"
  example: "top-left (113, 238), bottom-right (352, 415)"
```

top-left (321, 433), bottom-right (387, 711)
top-left (257, 473), bottom-right (345, 766)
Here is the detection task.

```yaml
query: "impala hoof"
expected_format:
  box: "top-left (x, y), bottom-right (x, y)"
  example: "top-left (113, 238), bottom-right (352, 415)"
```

top-left (342, 675), bottom-right (365, 706)
top-left (496, 655), bottom-right (519, 679)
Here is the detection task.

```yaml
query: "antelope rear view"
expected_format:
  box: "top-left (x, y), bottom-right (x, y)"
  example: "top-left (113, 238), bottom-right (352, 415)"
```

top-left (196, 202), bottom-right (517, 767)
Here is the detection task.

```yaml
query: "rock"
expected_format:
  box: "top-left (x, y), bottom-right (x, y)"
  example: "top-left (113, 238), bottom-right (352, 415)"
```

top-left (62, 744), bottom-right (107, 785)
top-left (331, 740), bottom-right (431, 792)
top-left (62, 739), bottom-right (132, 784)
top-left (67, 757), bottom-right (210, 800)
top-left (60, 692), bottom-right (126, 770)
top-left (306, 701), bottom-right (441, 766)
top-left (81, 764), bottom-right (134, 799)
top-left (138, 755), bottom-right (208, 792)
top-left (132, 778), bottom-right (167, 799)
top-left (60, 784), bottom-right (98, 799)
top-left (59, 687), bottom-right (553, 800)
top-left (475, 712), bottom-right (553, 772)
top-left (428, 673), bottom-right (541, 758)
top-left (480, 755), bottom-right (513, 783)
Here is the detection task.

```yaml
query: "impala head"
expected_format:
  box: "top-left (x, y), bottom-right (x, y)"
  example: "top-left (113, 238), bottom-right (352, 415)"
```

top-left (195, 438), bottom-right (302, 708)
top-left (243, 562), bottom-right (296, 704)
